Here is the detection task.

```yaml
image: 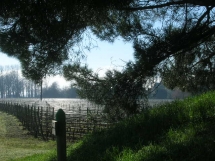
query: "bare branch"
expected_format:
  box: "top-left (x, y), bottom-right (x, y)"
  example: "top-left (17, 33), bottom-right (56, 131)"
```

top-left (121, 0), bottom-right (215, 11)
top-left (195, 6), bottom-right (214, 28)
top-left (121, 1), bottom-right (185, 11)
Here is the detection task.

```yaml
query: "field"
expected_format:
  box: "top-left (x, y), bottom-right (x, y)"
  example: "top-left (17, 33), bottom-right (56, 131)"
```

top-left (0, 98), bottom-right (174, 160)
top-left (0, 98), bottom-right (103, 113)
top-left (0, 98), bottom-right (115, 143)
top-left (0, 111), bottom-right (56, 161)
top-left (3, 91), bottom-right (215, 161)
top-left (0, 98), bottom-right (173, 111)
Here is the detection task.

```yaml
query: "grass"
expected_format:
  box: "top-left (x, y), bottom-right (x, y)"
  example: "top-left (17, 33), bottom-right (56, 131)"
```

top-left (7, 91), bottom-right (215, 160)
top-left (0, 112), bottom-right (56, 161)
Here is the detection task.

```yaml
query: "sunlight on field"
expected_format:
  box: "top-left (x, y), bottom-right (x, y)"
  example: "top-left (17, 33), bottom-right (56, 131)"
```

top-left (0, 98), bottom-right (174, 112)
top-left (0, 98), bottom-right (174, 160)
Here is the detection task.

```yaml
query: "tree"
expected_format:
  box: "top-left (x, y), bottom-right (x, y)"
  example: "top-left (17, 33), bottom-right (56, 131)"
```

top-left (0, 66), bottom-right (5, 98)
top-left (63, 63), bottom-right (150, 120)
top-left (0, 0), bottom-right (133, 81)
top-left (43, 82), bottom-right (61, 98)
top-left (160, 37), bottom-right (215, 94)
top-left (60, 87), bottom-right (77, 98)
top-left (63, 1), bottom-right (215, 118)
top-left (0, 65), bottom-right (42, 98)
top-left (1, 1), bottom-right (215, 117)
top-left (1, 1), bottom-right (215, 75)
top-left (42, 82), bottom-right (77, 98)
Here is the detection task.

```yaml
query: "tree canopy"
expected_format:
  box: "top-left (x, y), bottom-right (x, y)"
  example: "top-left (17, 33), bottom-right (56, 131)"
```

top-left (63, 0), bottom-right (215, 118)
top-left (0, 0), bottom-right (133, 82)
top-left (160, 36), bottom-right (215, 94)
top-left (1, 0), bottom-right (215, 118)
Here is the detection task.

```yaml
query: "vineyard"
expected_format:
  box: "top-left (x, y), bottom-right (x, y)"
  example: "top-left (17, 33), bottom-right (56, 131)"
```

top-left (0, 99), bottom-right (112, 142)
top-left (0, 98), bottom-right (173, 142)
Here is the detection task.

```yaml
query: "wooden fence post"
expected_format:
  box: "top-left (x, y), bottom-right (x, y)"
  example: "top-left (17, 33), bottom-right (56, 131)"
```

top-left (56, 109), bottom-right (67, 161)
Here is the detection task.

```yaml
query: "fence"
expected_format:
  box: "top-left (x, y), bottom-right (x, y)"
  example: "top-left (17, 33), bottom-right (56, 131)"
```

top-left (0, 102), bottom-right (113, 142)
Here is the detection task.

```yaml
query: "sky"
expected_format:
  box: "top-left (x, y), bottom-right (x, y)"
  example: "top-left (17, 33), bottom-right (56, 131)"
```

top-left (0, 38), bottom-right (135, 88)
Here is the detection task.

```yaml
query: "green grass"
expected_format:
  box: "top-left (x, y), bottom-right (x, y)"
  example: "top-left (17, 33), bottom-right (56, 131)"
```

top-left (9, 91), bottom-right (215, 160)
top-left (0, 112), bottom-right (56, 161)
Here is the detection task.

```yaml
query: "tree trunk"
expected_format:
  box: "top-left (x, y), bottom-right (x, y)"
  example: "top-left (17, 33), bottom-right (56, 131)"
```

top-left (40, 80), bottom-right (43, 101)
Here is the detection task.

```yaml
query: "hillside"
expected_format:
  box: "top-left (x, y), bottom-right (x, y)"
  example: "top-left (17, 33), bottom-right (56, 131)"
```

top-left (12, 91), bottom-right (215, 161)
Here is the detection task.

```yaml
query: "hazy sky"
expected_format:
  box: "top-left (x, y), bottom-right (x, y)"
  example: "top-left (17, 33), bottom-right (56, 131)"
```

top-left (0, 39), bottom-right (134, 88)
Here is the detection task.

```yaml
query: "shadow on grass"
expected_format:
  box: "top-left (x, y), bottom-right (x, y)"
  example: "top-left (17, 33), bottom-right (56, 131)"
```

top-left (129, 123), bottom-right (215, 161)
top-left (67, 92), bottom-right (215, 161)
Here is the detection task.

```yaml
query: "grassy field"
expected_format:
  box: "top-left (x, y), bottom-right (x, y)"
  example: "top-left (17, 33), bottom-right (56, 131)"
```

top-left (0, 112), bottom-right (56, 161)
top-left (4, 91), bottom-right (215, 161)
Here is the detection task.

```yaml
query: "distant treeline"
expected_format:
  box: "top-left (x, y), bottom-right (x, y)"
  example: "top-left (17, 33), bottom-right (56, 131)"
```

top-left (149, 83), bottom-right (190, 99)
top-left (43, 82), bottom-right (77, 98)
top-left (0, 65), bottom-right (188, 99)
top-left (0, 65), bottom-right (77, 98)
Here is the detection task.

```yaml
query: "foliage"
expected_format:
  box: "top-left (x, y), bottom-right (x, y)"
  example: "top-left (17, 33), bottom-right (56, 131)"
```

top-left (1, 1), bottom-right (215, 115)
top-left (43, 82), bottom-right (77, 98)
top-left (1, 0), bottom-right (214, 75)
top-left (63, 63), bottom-right (150, 120)
top-left (0, 66), bottom-right (77, 98)
top-left (148, 83), bottom-right (190, 99)
top-left (63, 1), bottom-right (215, 117)
top-left (160, 37), bottom-right (215, 94)
top-left (0, 0), bottom-right (133, 82)
top-left (12, 91), bottom-right (215, 161)
top-left (0, 66), bottom-right (40, 98)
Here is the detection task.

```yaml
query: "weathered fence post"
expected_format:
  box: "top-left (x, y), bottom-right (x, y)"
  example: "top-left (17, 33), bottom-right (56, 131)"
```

top-left (55, 109), bottom-right (67, 161)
